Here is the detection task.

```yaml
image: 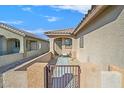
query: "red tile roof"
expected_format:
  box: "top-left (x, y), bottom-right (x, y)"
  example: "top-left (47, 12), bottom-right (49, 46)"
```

top-left (45, 28), bottom-right (74, 35)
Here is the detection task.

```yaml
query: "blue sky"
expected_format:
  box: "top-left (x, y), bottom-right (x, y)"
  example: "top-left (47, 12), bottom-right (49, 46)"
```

top-left (0, 5), bottom-right (91, 39)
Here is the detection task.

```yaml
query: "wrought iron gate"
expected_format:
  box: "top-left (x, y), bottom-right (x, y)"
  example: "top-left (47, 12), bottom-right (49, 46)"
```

top-left (45, 65), bottom-right (81, 88)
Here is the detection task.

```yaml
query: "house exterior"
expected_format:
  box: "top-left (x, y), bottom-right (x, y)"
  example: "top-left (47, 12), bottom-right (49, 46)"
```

top-left (45, 28), bottom-right (74, 56)
top-left (1, 5), bottom-right (124, 88)
top-left (0, 23), bottom-right (49, 67)
top-left (45, 5), bottom-right (124, 69)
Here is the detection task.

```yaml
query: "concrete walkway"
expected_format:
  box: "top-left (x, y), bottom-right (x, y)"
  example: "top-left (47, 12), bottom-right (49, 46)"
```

top-left (53, 56), bottom-right (69, 77)
top-left (51, 56), bottom-right (78, 88)
top-left (56, 56), bottom-right (69, 65)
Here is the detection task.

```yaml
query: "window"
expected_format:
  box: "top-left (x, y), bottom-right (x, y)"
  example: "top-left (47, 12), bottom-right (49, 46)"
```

top-left (15, 40), bottom-right (20, 48)
top-left (64, 38), bottom-right (72, 46)
top-left (80, 36), bottom-right (84, 48)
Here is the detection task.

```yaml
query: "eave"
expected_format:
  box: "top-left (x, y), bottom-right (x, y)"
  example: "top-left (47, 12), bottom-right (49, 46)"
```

top-left (73, 5), bottom-right (109, 35)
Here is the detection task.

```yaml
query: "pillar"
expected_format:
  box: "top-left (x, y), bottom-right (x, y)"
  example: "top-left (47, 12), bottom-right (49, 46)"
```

top-left (19, 37), bottom-right (27, 57)
top-left (71, 38), bottom-right (77, 58)
top-left (62, 38), bottom-right (65, 54)
top-left (49, 38), bottom-right (54, 54)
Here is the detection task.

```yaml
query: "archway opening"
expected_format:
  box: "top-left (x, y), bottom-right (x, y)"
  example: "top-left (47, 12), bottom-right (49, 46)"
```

top-left (7, 38), bottom-right (20, 54)
top-left (0, 35), bottom-right (7, 55)
top-left (53, 37), bottom-right (72, 56)
top-left (54, 38), bottom-right (62, 55)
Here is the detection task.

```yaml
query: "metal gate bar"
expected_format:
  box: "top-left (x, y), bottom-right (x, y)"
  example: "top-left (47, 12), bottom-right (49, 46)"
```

top-left (45, 65), bottom-right (81, 88)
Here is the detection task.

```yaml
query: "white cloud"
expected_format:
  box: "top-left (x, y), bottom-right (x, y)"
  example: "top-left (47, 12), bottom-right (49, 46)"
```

top-left (23, 28), bottom-right (49, 34)
top-left (50, 5), bottom-right (91, 14)
top-left (44, 16), bottom-right (60, 22)
top-left (23, 28), bottom-right (49, 39)
top-left (0, 20), bottom-right (23, 25)
top-left (22, 7), bottom-right (32, 12)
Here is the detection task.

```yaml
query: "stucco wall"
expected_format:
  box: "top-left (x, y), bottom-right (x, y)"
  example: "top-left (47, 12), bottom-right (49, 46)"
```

top-left (41, 40), bottom-right (49, 53)
top-left (27, 63), bottom-right (47, 88)
top-left (0, 36), bottom-right (7, 55)
top-left (0, 28), bottom-right (25, 53)
top-left (3, 71), bottom-right (27, 88)
top-left (80, 63), bottom-right (101, 88)
top-left (76, 6), bottom-right (124, 68)
top-left (79, 63), bottom-right (122, 88)
top-left (1, 52), bottom-right (52, 88)
top-left (109, 64), bottom-right (124, 87)
top-left (26, 41), bottom-right (49, 57)
top-left (101, 71), bottom-right (122, 88)
top-left (0, 53), bottom-right (24, 67)
top-left (0, 74), bottom-right (3, 87)
top-left (0, 27), bottom-right (49, 67)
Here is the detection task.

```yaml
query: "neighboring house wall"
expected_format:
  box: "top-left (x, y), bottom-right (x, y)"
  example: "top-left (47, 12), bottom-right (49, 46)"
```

top-left (0, 36), bottom-right (7, 55)
top-left (7, 39), bottom-right (20, 54)
top-left (0, 28), bottom-right (25, 53)
top-left (0, 27), bottom-right (49, 67)
top-left (54, 38), bottom-right (62, 55)
top-left (76, 6), bottom-right (124, 68)
top-left (26, 39), bottom-right (49, 57)
top-left (41, 40), bottom-right (49, 53)
top-left (0, 53), bottom-right (24, 67)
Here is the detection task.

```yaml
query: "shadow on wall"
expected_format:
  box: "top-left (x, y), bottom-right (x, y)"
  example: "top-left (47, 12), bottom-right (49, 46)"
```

top-left (77, 6), bottom-right (124, 38)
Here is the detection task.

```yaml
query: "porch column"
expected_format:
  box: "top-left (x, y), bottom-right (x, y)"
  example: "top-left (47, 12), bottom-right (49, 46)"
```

top-left (62, 38), bottom-right (65, 54)
top-left (50, 38), bottom-right (54, 54)
top-left (20, 37), bottom-right (27, 57)
top-left (72, 38), bottom-right (77, 58)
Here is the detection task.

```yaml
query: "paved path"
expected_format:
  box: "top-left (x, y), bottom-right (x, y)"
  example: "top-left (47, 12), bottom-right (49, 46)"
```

top-left (56, 56), bottom-right (69, 65)
top-left (53, 56), bottom-right (69, 77)
top-left (52, 56), bottom-right (77, 88)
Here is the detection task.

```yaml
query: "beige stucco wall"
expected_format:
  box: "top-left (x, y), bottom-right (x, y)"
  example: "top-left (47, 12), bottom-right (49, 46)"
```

top-left (27, 63), bottom-right (47, 88)
top-left (0, 36), bottom-right (7, 55)
top-left (71, 37), bottom-right (77, 58)
top-left (76, 6), bottom-right (124, 68)
top-left (26, 39), bottom-right (49, 57)
top-left (41, 40), bottom-right (49, 53)
top-left (0, 27), bottom-right (49, 67)
top-left (1, 52), bottom-right (52, 88)
top-left (109, 64), bottom-right (124, 87)
top-left (0, 74), bottom-right (3, 87)
top-left (80, 63), bottom-right (101, 88)
top-left (3, 71), bottom-right (27, 88)
top-left (101, 71), bottom-right (122, 88)
top-left (0, 40), bottom-right (49, 67)
top-left (0, 28), bottom-right (25, 53)
top-left (79, 63), bottom-right (122, 88)
top-left (0, 53), bottom-right (24, 67)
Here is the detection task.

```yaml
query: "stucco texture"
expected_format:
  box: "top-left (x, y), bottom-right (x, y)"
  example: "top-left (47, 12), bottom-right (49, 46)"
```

top-left (76, 6), bottom-right (124, 68)
top-left (27, 63), bottom-right (47, 88)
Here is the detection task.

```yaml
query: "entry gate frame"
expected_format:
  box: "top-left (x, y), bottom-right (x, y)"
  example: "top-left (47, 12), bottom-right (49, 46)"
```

top-left (45, 65), bottom-right (81, 88)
